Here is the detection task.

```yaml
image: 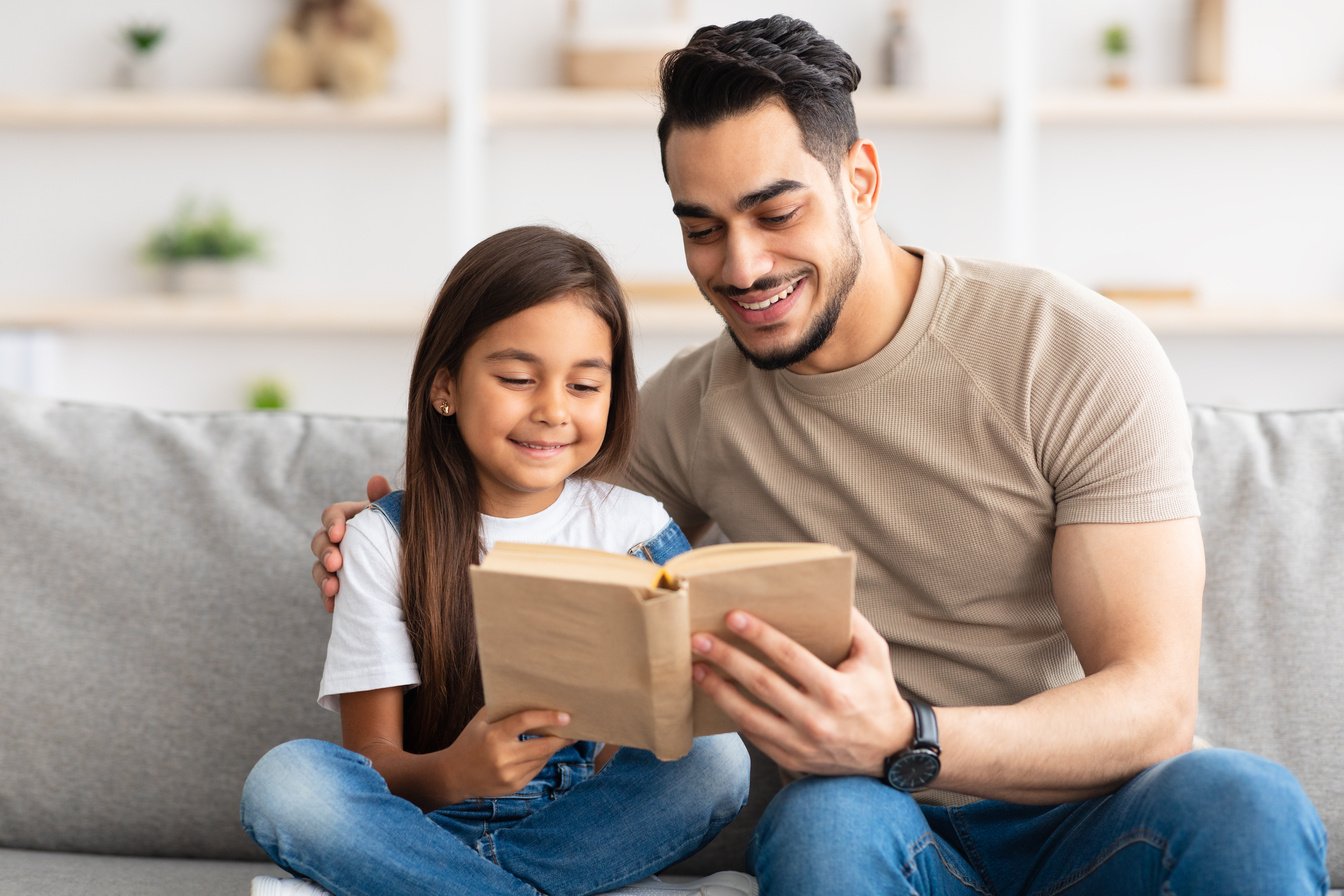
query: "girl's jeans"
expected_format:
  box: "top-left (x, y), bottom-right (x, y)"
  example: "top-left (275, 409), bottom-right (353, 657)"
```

top-left (242, 734), bottom-right (749, 896)
top-left (750, 747), bottom-right (1328, 895)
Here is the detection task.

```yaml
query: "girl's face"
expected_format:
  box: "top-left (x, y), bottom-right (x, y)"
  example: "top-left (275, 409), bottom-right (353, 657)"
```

top-left (433, 293), bottom-right (615, 518)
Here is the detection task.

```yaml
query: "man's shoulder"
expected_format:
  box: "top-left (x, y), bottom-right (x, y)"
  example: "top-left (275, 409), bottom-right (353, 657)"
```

top-left (640, 332), bottom-right (747, 403)
top-left (936, 254), bottom-right (1155, 358)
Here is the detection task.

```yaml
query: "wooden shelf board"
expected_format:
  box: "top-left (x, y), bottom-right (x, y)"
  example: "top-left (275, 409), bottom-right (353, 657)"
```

top-left (488, 88), bottom-right (1000, 128)
top-left (4, 296), bottom-right (1343, 338)
top-left (0, 91), bottom-right (449, 128)
top-left (1038, 89), bottom-right (1344, 125)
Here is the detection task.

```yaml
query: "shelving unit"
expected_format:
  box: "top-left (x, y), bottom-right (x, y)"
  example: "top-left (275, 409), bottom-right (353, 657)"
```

top-left (2, 0), bottom-right (1342, 413)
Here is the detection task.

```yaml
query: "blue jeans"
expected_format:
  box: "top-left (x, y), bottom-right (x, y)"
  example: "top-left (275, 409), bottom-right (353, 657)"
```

top-left (749, 748), bottom-right (1328, 895)
top-left (242, 734), bottom-right (749, 896)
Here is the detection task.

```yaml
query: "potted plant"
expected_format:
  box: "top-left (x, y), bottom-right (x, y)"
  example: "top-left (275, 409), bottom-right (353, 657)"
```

top-left (140, 199), bottom-right (267, 298)
top-left (1101, 23), bottom-right (1132, 89)
top-left (116, 21), bottom-right (168, 90)
top-left (248, 377), bottom-right (290, 410)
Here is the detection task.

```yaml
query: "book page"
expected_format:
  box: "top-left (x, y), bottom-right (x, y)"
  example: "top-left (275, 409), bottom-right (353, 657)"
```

top-left (481, 541), bottom-right (669, 590)
top-left (683, 552), bottom-right (856, 735)
top-left (664, 541), bottom-right (843, 579)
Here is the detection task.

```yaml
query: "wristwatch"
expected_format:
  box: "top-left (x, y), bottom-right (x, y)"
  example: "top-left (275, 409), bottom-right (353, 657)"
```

top-left (882, 697), bottom-right (941, 792)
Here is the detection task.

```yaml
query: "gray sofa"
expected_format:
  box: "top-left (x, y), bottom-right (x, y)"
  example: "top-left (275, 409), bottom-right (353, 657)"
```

top-left (0, 389), bottom-right (1338, 895)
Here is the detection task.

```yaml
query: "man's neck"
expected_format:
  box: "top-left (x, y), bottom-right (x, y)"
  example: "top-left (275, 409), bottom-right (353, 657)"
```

top-left (787, 235), bottom-right (922, 375)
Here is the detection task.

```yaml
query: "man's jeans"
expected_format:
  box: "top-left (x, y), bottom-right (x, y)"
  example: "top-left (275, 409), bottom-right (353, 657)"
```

top-left (242, 734), bottom-right (749, 896)
top-left (750, 748), bottom-right (1328, 895)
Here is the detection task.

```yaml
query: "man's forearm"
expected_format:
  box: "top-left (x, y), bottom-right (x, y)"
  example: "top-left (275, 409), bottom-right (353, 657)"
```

top-left (933, 662), bottom-right (1196, 804)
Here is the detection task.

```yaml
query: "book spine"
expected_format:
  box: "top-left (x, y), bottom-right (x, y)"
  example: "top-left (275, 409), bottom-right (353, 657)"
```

top-left (642, 587), bottom-right (693, 760)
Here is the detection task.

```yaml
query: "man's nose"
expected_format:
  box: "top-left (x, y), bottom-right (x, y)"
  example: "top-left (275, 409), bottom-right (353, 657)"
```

top-left (720, 230), bottom-right (773, 291)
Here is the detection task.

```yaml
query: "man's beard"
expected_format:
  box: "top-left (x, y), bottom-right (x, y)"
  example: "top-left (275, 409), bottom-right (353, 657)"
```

top-left (711, 212), bottom-right (862, 372)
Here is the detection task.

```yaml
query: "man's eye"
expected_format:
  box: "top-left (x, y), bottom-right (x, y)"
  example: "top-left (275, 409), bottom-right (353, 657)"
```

top-left (686, 225), bottom-right (719, 241)
top-left (761, 209), bottom-right (798, 226)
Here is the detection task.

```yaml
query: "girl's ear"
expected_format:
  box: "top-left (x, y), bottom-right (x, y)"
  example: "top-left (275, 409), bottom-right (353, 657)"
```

top-left (430, 368), bottom-right (455, 417)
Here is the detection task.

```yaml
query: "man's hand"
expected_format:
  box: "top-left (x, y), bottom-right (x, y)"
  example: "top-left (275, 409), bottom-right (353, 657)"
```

top-left (438, 707), bottom-right (576, 803)
top-left (691, 606), bottom-right (910, 778)
top-left (311, 474), bottom-right (391, 612)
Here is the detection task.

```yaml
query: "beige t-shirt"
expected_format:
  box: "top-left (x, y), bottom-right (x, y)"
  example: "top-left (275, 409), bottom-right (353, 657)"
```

top-left (626, 250), bottom-right (1199, 802)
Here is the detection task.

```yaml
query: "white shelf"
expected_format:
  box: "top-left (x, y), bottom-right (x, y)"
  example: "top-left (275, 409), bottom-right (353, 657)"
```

top-left (7, 88), bottom-right (1341, 131)
top-left (4, 296), bottom-right (1342, 338)
top-left (0, 91), bottom-right (449, 128)
top-left (488, 88), bottom-right (999, 128)
top-left (1037, 89), bottom-right (1344, 125)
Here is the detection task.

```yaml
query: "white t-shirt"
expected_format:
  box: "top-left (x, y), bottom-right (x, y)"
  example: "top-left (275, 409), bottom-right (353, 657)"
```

top-left (318, 478), bottom-right (673, 711)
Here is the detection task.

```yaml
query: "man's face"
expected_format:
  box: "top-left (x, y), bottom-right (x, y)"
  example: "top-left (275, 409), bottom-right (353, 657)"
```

top-left (665, 100), bottom-right (861, 372)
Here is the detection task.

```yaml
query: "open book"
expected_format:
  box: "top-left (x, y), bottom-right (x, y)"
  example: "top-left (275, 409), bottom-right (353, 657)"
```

top-left (470, 541), bottom-right (855, 760)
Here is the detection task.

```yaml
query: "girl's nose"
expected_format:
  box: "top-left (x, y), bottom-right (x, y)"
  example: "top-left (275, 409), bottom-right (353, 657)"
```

top-left (531, 386), bottom-right (568, 425)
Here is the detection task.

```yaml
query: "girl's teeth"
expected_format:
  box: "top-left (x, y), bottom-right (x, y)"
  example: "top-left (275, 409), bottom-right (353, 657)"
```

top-left (737, 279), bottom-right (798, 311)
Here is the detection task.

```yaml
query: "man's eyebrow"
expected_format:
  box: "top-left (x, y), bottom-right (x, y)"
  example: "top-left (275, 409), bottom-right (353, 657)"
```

top-left (671, 179), bottom-right (808, 219)
top-left (736, 179), bottom-right (807, 212)
top-left (484, 348), bottom-right (610, 372)
top-left (672, 201), bottom-right (713, 219)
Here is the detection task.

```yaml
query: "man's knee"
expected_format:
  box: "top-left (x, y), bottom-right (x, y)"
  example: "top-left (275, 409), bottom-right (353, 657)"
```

top-left (1156, 749), bottom-right (1317, 820)
top-left (756, 775), bottom-right (924, 858)
top-left (751, 777), bottom-right (929, 894)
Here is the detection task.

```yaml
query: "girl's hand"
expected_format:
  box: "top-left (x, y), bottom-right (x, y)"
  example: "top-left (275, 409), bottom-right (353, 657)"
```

top-left (439, 706), bottom-right (576, 800)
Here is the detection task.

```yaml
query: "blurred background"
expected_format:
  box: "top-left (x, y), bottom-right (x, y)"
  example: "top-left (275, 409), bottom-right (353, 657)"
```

top-left (1, 0), bottom-right (1342, 417)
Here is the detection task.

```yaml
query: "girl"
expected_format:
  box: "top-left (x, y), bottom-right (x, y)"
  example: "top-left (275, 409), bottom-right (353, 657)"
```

top-left (241, 226), bottom-right (749, 896)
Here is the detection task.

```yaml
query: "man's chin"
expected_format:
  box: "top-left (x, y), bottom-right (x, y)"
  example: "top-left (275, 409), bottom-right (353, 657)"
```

top-left (727, 328), bottom-right (816, 371)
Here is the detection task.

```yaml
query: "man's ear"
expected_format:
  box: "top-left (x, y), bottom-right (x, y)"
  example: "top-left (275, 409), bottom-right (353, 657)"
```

top-left (846, 138), bottom-right (881, 221)
top-left (430, 368), bottom-right (455, 416)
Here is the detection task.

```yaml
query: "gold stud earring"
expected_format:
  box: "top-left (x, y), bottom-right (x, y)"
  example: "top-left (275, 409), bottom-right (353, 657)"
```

top-left (439, 402), bottom-right (451, 415)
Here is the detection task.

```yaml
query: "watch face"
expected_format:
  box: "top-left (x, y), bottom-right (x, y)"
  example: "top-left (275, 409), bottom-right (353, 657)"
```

top-left (888, 749), bottom-right (941, 791)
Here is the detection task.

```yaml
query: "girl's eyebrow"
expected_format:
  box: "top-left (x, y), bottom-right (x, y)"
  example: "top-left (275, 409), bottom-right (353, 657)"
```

top-left (484, 348), bottom-right (611, 371)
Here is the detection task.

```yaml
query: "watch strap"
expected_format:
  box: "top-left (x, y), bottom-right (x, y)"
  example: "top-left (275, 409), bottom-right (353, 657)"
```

top-left (907, 696), bottom-right (939, 751)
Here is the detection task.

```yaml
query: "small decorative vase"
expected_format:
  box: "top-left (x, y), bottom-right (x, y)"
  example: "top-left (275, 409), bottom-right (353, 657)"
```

top-left (161, 261), bottom-right (239, 298)
top-left (115, 53), bottom-right (159, 90)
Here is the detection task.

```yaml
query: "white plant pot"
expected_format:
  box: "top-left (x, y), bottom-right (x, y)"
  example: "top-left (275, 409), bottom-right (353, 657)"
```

top-left (161, 261), bottom-right (241, 298)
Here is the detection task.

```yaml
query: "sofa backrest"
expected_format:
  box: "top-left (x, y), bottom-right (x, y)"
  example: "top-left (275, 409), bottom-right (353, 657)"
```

top-left (0, 391), bottom-right (405, 861)
top-left (1188, 405), bottom-right (1343, 886)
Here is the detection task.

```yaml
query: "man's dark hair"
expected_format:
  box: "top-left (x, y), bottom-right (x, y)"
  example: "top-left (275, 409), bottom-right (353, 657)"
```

top-left (657, 15), bottom-right (862, 180)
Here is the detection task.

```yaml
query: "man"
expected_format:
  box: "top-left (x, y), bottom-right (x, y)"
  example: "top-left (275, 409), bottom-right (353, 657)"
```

top-left (314, 16), bottom-right (1327, 895)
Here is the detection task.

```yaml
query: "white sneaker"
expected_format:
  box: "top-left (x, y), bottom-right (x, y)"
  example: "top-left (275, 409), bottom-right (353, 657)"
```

top-left (601, 871), bottom-right (759, 896)
top-left (250, 875), bottom-right (333, 895)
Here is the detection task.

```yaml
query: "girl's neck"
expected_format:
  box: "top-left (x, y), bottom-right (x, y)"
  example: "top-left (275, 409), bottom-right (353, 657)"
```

top-left (479, 478), bottom-right (572, 519)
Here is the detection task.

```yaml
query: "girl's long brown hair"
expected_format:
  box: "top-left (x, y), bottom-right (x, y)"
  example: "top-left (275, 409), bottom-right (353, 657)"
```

top-left (400, 225), bottom-right (637, 754)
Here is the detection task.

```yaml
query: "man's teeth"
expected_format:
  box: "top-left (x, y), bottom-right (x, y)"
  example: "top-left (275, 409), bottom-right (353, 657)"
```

top-left (736, 279), bottom-right (798, 311)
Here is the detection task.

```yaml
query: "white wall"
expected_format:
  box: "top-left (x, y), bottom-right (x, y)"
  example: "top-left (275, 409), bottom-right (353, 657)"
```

top-left (1, 0), bottom-right (1343, 415)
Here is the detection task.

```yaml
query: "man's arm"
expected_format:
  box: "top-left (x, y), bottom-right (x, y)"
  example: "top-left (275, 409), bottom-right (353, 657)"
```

top-left (311, 475), bottom-right (391, 611)
top-left (691, 517), bottom-right (1204, 803)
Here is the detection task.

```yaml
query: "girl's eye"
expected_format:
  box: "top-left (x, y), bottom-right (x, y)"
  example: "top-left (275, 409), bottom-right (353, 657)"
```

top-left (570, 383), bottom-right (602, 394)
top-left (498, 377), bottom-right (531, 386)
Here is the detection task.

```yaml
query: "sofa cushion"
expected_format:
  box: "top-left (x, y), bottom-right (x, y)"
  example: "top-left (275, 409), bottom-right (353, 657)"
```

top-left (1190, 405), bottom-right (1343, 886)
top-left (0, 847), bottom-right (275, 896)
top-left (0, 391), bottom-right (405, 860)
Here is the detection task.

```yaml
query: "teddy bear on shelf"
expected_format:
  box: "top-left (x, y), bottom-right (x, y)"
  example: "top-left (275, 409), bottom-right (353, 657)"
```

top-left (261, 0), bottom-right (397, 101)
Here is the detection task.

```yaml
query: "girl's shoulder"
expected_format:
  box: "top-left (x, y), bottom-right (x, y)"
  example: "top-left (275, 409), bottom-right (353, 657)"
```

top-left (565, 479), bottom-right (674, 552)
top-left (573, 478), bottom-right (668, 517)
